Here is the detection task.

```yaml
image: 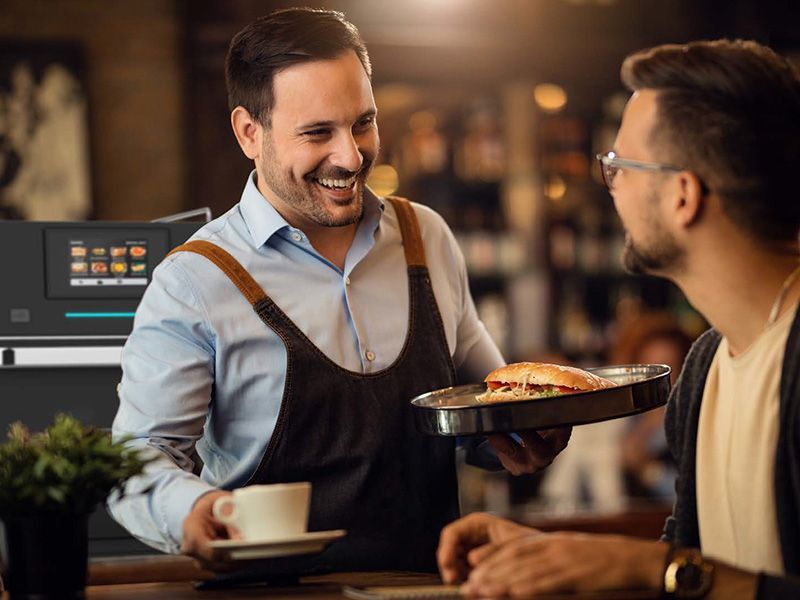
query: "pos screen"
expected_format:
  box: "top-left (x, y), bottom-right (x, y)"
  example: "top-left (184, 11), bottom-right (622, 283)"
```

top-left (44, 226), bottom-right (170, 299)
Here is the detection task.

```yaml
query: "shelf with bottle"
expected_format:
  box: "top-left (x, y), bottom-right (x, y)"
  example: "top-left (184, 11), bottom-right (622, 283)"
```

top-left (549, 270), bottom-right (706, 364)
top-left (537, 108), bottom-right (705, 361)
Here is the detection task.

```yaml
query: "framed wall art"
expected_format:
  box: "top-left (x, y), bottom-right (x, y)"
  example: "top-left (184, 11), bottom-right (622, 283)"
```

top-left (0, 41), bottom-right (92, 220)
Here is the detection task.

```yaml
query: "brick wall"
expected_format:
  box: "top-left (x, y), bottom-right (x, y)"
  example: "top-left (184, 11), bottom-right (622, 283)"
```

top-left (0, 0), bottom-right (187, 221)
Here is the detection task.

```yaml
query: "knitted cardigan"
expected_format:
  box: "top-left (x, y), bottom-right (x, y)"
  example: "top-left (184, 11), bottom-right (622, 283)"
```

top-left (662, 309), bottom-right (800, 598)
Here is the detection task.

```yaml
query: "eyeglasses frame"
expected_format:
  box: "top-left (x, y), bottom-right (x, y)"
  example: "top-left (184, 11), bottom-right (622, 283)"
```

top-left (596, 150), bottom-right (683, 191)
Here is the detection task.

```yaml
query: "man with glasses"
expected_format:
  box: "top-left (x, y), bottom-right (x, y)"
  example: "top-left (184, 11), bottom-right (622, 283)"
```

top-left (438, 39), bottom-right (800, 598)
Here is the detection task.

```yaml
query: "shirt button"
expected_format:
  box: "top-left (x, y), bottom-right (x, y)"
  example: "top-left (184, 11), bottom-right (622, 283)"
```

top-left (345, 276), bottom-right (351, 286)
top-left (365, 350), bottom-right (375, 362)
top-left (290, 232), bottom-right (302, 242)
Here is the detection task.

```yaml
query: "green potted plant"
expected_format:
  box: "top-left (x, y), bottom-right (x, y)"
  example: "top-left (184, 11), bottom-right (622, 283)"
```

top-left (0, 414), bottom-right (151, 599)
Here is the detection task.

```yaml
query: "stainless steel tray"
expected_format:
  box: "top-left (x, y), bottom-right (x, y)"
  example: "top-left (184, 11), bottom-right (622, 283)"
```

top-left (411, 364), bottom-right (671, 436)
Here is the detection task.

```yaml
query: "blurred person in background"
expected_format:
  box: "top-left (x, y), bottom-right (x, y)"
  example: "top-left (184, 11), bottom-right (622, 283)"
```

top-left (612, 311), bottom-right (693, 501)
top-left (108, 7), bottom-right (567, 573)
top-left (539, 312), bottom-right (693, 512)
top-left (438, 39), bottom-right (800, 598)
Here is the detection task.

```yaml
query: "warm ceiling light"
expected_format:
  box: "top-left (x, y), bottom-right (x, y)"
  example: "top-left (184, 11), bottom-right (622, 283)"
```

top-left (368, 164), bottom-right (400, 197)
top-left (544, 175), bottom-right (567, 200)
top-left (534, 84), bottom-right (568, 113)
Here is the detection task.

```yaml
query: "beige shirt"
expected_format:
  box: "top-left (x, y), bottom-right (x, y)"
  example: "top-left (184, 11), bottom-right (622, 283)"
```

top-left (696, 302), bottom-right (798, 575)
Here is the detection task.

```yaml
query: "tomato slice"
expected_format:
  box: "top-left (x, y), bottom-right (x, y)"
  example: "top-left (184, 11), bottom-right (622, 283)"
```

top-left (486, 382), bottom-right (580, 394)
top-left (555, 385), bottom-right (579, 394)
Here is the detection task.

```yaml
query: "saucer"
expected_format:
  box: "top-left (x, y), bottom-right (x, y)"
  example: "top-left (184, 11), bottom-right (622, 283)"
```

top-left (208, 530), bottom-right (346, 561)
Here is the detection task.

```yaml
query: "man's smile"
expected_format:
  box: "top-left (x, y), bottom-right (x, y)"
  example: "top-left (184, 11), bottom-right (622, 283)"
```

top-left (312, 174), bottom-right (357, 190)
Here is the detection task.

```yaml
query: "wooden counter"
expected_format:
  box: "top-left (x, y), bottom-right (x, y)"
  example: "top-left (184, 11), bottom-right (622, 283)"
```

top-left (85, 571), bottom-right (441, 599)
top-left (2, 508), bottom-right (671, 598)
top-left (3, 557), bottom-right (659, 599)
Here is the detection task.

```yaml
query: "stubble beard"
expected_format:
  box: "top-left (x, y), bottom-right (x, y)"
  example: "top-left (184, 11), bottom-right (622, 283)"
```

top-left (259, 138), bottom-right (374, 228)
top-left (621, 188), bottom-right (684, 276)
top-left (622, 232), bottom-right (682, 275)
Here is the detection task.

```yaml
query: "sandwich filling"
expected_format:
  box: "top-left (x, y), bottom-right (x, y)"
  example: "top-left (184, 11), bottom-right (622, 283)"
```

top-left (486, 381), bottom-right (580, 398)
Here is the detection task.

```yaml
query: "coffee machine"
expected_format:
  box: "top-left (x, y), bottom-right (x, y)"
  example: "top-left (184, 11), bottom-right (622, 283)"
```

top-left (0, 218), bottom-right (202, 556)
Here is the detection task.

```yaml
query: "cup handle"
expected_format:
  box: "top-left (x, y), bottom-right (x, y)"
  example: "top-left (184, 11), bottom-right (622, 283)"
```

top-left (212, 495), bottom-right (237, 526)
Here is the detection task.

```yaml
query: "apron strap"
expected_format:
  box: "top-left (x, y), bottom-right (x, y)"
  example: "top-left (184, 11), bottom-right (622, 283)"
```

top-left (166, 240), bottom-right (267, 306)
top-left (385, 196), bottom-right (426, 268)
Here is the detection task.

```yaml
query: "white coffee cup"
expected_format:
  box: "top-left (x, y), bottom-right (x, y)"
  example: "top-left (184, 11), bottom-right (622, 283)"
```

top-left (212, 482), bottom-right (311, 541)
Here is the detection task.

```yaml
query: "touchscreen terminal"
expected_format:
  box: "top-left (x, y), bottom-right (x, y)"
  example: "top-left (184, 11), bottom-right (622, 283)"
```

top-left (44, 226), bottom-right (170, 299)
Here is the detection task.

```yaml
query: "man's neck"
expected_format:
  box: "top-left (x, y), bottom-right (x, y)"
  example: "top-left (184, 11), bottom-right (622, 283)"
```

top-left (255, 175), bottom-right (359, 271)
top-left (669, 235), bottom-right (799, 356)
top-left (303, 224), bottom-right (359, 271)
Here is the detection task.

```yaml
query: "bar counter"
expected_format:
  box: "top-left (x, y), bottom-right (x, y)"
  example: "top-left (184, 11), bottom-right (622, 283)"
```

top-left (2, 507), bottom-right (672, 599)
top-left (1, 507), bottom-right (672, 598)
top-left (86, 566), bottom-right (441, 599)
top-left (13, 554), bottom-right (656, 599)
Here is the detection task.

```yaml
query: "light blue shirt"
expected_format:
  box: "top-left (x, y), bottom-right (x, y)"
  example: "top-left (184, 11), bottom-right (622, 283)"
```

top-left (109, 172), bottom-right (504, 553)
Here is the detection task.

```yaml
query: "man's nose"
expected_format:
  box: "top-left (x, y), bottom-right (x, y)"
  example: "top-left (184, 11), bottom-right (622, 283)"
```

top-left (330, 132), bottom-right (364, 172)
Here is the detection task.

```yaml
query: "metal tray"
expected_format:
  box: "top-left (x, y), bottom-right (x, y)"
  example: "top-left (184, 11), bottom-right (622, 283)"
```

top-left (411, 364), bottom-right (671, 436)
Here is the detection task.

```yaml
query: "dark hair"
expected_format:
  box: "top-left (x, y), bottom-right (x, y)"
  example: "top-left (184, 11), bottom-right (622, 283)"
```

top-left (225, 7), bottom-right (371, 125)
top-left (621, 39), bottom-right (800, 244)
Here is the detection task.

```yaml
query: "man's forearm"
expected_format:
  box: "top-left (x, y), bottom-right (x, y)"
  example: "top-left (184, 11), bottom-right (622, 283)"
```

top-left (107, 448), bottom-right (216, 553)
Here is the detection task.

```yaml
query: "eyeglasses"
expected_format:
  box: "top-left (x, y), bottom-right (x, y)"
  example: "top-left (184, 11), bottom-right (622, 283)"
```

top-left (596, 151), bottom-right (682, 191)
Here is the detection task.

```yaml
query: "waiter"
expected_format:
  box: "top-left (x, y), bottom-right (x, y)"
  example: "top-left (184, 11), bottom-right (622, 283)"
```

top-left (108, 7), bottom-right (569, 572)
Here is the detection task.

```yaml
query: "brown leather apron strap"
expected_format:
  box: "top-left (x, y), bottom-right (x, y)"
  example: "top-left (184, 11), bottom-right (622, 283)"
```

top-left (167, 240), bottom-right (267, 306)
top-left (385, 196), bottom-right (426, 268)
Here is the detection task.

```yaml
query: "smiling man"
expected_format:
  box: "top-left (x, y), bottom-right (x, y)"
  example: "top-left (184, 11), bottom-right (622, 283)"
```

top-left (107, 8), bottom-right (568, 573)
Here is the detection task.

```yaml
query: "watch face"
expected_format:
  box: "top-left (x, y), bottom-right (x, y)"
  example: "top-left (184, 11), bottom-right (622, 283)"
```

top-left (664, 548), bottom-right (715, 599)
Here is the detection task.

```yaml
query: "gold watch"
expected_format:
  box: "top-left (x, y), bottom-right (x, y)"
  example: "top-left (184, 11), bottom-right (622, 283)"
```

top-left (662, 547), bottom-right (715, 599)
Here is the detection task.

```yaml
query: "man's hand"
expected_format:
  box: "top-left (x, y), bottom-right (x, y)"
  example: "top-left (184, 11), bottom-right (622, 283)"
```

top-left (488, 427), bottom-right (571, 475)
top-left (437, 512), bottom-right (538, 585)
top-left (181, 490), bottom-right (239, 571)
top-left (460, 531), bottom-right (668, 598)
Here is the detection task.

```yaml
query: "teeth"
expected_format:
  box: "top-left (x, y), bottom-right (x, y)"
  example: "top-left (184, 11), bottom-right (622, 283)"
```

top-left (316, 176), bottom-right (356, 190)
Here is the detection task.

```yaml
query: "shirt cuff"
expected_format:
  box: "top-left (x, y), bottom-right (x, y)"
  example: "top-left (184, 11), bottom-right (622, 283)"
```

top-left (161, 477), bottom-right (219, 550)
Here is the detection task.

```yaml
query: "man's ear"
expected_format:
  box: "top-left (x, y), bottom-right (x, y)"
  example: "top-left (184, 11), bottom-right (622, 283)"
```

top-left (231, 106), bottom-right (263, 160)
top-left (674, 171), bottom-right (705, 227)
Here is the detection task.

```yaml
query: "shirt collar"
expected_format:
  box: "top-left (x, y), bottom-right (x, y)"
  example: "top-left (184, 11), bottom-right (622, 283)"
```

top-left (239, 171), bottom-right (291, 249)
top-left (239, 170), bottom-right (385, 249)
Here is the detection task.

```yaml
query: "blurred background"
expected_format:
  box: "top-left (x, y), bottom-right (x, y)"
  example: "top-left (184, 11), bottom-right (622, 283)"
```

top-left (1, 0), bottom-right (798, 535)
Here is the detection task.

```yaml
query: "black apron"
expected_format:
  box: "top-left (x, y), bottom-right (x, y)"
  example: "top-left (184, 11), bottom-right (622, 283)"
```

top-left (170, 196), bottom-right (459, 573)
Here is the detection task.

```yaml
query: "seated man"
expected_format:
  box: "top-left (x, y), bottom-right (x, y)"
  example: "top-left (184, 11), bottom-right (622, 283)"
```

top-left (438, 39), bottom-right (800, 598)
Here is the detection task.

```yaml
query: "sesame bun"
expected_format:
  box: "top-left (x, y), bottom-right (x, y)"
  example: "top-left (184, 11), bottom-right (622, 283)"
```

top-left (476, 362), bottom-right (615, 403)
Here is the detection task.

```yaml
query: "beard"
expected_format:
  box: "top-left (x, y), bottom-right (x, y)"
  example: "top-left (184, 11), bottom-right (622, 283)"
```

top-left (259, 137), bottom-right (375, 228)
top-left (622, 231), bottom-right (683, 275)
top-left (621, 186), bottom-right (684, 275)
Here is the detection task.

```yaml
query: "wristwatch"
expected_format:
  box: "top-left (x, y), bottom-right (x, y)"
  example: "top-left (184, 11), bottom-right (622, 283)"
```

top-left (662, 547), bottom-right (715, 599)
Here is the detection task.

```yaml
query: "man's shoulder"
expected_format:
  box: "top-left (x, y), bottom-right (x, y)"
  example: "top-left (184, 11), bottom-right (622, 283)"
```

top-left (167, 205), bottom-right (252, 266)
top-left (154, 204), bottom-right (255, 287)
top-left (186, 204), bottom-right (246, 245)
top-left (679, 328), bottom-right (722, 386)
top-left (688, 328), bottom-right (723, 360)
top-left (667, 328), bottom-right (721, 415)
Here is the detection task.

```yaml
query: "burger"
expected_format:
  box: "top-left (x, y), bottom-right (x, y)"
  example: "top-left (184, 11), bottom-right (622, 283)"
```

top-left (476, 362), bottom-right (615, 403)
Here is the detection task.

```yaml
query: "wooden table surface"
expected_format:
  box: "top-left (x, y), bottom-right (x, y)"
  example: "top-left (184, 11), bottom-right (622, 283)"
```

top-left (82, 576), bottom-right (659, 600)
top-left (3, 553), bottom-right (660, 600)
top-left (85, 571), bottom-right (440, 599)
top-left (88, 557), bottom-right (658, 600)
